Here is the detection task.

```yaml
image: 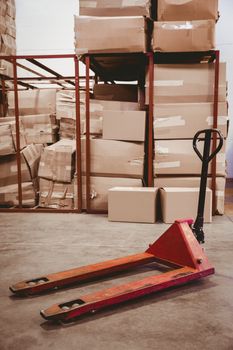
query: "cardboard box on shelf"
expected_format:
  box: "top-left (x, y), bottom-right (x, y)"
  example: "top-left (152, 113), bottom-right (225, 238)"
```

top-left (39, 178), bottom-right (74, 209)
top-left (93, 84), bottom-right (138, 102)
top-left (8, 89), bottom-right (57, 116)
top-left (0, 123), bottom-right (15, 155)
top-left (79, 0), bottom-right (151, 17)
top-left (74, 16), bottom-right (151, 54)
top-left (22, 143), bottom-right (43, 179)
top-left (108, 187), bottom-right (158, 223)
top-left (154, 176), bottom-right (225, 215)
top-left (160, 187), bottom-right (212, 223)
top-left (0, 117), bottom-right (27, 150)
top-left (0, 33), bottom-right (16, 55)
top-left (153, 20), bottom-right (215, 52)
top-left (74, 175), bottom-right (142, 210)
top-left (0, 58), bottom-right (13, 77)
top-left (154, 102), bottom-right (228, 139)
top-left (0, 151), bottom-right (31, 187)
top-left (157, 0), bottom-right (219, 21)
top-left (0, 182), bottom-right (36, 208)
top-left (21, 114), bottom-right (58, 144)
top-left (0, 14), bottom-right (16, 38)
top-left (38, 139), bottom-right (76, 183)
top-left (81, 138), bottom-right (144, 178)
top-left (154, 139), bottom-right (226, 176)
top-left (146, 63), bottom-right (227, 104)
top-left (103, 110), bottom-right (146, 142)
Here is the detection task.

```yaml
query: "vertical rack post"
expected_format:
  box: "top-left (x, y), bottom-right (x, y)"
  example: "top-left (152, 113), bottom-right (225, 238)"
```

top-left (74, 56), bottom-right (82, 212)
top-left (1, 77), bottom-right (7, 117)
top-left (12, 57), bottom-right (22, 208)
top-left (147, 52), bottom-right (154, 187)
top-left (211, 50), bottom-right (220, 214)
top-left (85, 55), bottom-right (91, 212)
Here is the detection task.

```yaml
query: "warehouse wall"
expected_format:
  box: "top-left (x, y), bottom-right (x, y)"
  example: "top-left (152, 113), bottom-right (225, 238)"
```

top-left (15, 0), bottom-right (233, 177)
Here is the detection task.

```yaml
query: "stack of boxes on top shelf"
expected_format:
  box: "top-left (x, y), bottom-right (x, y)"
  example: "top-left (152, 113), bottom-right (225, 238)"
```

top-left (150, 0), bottom-right (227, 222)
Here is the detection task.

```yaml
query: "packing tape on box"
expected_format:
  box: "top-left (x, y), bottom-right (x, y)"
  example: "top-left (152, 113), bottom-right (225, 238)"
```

top-left (129, 158), bottom-right (144, 166)
top-left (216, 190), bottom-right (225, 197)
top-left (206, 116), bottom-right (228, 126)
top-left (154, 116), bottom-right (185, 128)
top-left (153, 80), bottom-right (184, 87)
top-left (154, 161), bottom-right (181, 169)
top-left (156, 146), bottom-right (169, 154)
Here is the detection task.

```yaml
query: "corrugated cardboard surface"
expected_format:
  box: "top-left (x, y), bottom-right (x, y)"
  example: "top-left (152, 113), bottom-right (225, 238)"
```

top-left (0, 118), bottom-right (27, 150)
top-left (39, 178), bottom-right (74, 209)
top-left (153, 20), bottom-right (215, 52)
top-left (108, 187), bottom-right (158, 223)
top-left (93, 84), bottom-right (138, 102)
top-left (74, 16), bottom-right (150, 54)
top-left (0, 33), bottom-right (16, 55)
top-left (154, 102), bottom-right (228, 139)
top-left (8, 89), bottom-right (57, 116)
top-left (79, 0), bottom-right (151, 17)
top-left (154, 139), bottom-right (226, 176)
top-left (157, 0), bottom-right (218, 21)
top-left (21, 114), bottom-right (58, 144)
top-left (0, 182), bottom-right (36, 207)
top-left (146, 63), bottom-right (227, 103)
top-left (154, 176), bottom-right (225, 215)
top-left (74, 175), bottom-right (142, 210)
top-left (160, 187), bottom-right (212, 223)
top-left (0, 153), bottom-right (31, 187)
top-left (38, 139), bottom-right (76, 183)
top-left (103, 110), bottom-right (146, 141)
top-left (0, 59), bottom-right (13, 77)
top-left (0, 123), bottom-right (15, 155)
top-left (81, 138), bottom-right (144, 178)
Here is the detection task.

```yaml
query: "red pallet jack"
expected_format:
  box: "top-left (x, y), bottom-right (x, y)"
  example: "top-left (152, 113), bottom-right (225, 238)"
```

top-left (10, 129), bottom-right (223, 322)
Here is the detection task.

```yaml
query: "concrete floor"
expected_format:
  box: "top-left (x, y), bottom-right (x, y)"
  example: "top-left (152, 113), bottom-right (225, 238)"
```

top-left (0, 212), bottom-right (233, 350)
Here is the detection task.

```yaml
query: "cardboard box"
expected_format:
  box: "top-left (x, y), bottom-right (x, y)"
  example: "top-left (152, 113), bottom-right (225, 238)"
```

top-left (160, 187), bottom-right (212, 223)
top-left (154, 139), bottom-right (226, 176)
top-left (21, 114), bottom-right (58, 144)
top-left (0, 58), bottom-right (13, 77)
top-left (146, 63), bottom-right (227, 103)
top-left (79, 0), bottom-right (151, 17)
top-left (81, 138), bottom-right (144, 178)
top-left (0, 182), bottom-right (36, 208)
top-left (22, 144), bottom-right (43, 179)
top-left (38, 139), bottom-right (76, 182)
top-left (157, 0), bottom-right (219, 21)
top-left (74, 175), bottom-right (142, 210)
top-left (153, 20), bottom-right (215, 52)
top-left (8, 89), bottom-right (57, 116)
top-left (154, 102), bottom-right (228, 139)
top-left (103, 110), bottom-right (146, 141)
top-left (0, 123), bottom-right (15, 155)
top-left (0, 33), bottom-right (16, 55)
top-left (0, 14), bottom-right (16, 38)
top-left (154, 176), bottom-right (225, 215)
top-left (0, 152), bottom-right (31, 187)
top-left (93, 84), bottom-right (138, 102)
top-left (74, 16), bottom-right (150, 54)
top-left (0, 117), bottom-right (27, 150)
top-left (39, 178), bottom-right (74, 209)
top-left (108, 187), bottom-right (158, 223)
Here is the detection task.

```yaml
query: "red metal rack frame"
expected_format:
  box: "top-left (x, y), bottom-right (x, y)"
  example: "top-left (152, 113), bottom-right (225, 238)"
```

top-left (0, 54), bottom-right (82, 213)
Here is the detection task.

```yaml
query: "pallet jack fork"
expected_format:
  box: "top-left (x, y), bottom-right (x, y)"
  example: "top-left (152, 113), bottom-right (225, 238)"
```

top-left (10, 129), bottom-right (223, 323)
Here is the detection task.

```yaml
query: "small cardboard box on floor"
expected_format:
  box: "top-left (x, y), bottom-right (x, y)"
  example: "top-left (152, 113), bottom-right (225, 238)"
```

top-left (0, 182), bottom-right (36, 208)
top-left (154, 139), bottom-right (226, 176)
top-left (153, 20), bottom-right (215, 52)
top-left (160, 187), bottom-right (212, 223)
top-left (146, 63), bottom-right (227, 104)
top-left (108, 187), bottom-right (158, 223)
top-left (39, 178), bottom-right (74, 209)
top-left (154, 176), bottom-right (225, 215)
top-left (79, 0), bottom-right (151, 17)
top-left (157, 0), bottom-right (219, 21)
top-left (74, 16), bottom-right (151, 54)
top-left (153, 102), bottom-right (228, 139)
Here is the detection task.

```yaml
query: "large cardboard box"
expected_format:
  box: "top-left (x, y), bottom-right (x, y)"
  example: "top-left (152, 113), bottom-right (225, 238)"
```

top-left (38, 140), bottom-right (76, 183)
top-left (157, 0), bottom-right (219, 21)
top-left (0, 117), bottom-right (27, 150)
top-left (21, 114), bottom-right (58, 144)
top-left (74, 175), bottom-right (142, 210)
top-left (93, 84), bottom-right (138, 102)
top-left (153, 20), bottom-right (215, 52)
top-left (154, 102), bottom-right (228, 139)
top-left (146, 63), bottom-right (227, 103)
top-left (154, 176), bottom-right (225, 215)
top-left (79, 0), bottom-right (151, 17)
top-left (81, 138), bottom-right (144, 178)
top-left (0, 123), bottom-right (15, 155)
top-left (108, 187), bottom-right (158, 223)
top-left (0, 182), bottom-right (36, 208)
top-left (8, 89), bottom-right (57, 116)
top-left (160, 187), bottom-right (212, 223)
top-left (154, 139), bottom-right (226, 176)
top-left (103, 110), bottom-right (146, 142)
top-left (39, 178), bottom-right (74, 209)
top-left (74, 16), bottom-right (150, 54)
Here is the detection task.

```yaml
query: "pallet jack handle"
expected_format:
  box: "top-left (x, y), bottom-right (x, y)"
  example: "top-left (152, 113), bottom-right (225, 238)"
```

top-left (192, 129), bottom-right (224, 244)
